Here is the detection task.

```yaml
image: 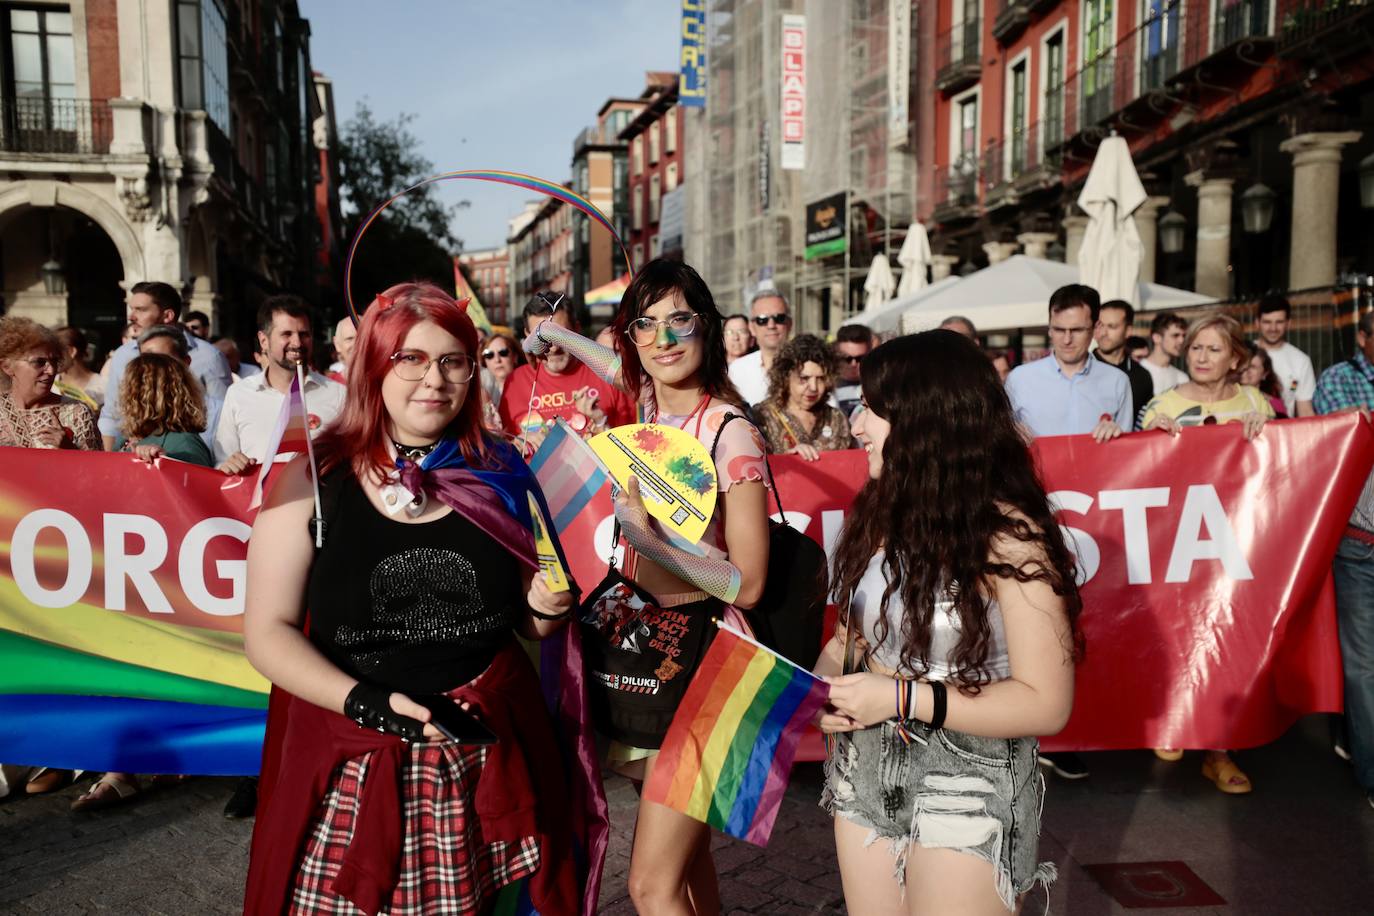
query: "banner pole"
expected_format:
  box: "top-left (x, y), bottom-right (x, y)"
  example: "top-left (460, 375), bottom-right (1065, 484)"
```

top-left (295, 362), bottom-right (325, 548)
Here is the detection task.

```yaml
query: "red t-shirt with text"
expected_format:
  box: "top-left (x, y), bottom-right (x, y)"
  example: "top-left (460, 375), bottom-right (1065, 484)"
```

top-left (497, 362), bottom-right (636, 438)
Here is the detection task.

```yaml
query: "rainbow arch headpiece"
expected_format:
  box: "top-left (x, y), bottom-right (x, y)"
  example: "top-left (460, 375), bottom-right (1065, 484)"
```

top-left (343, 169), bottom-right (635, 326)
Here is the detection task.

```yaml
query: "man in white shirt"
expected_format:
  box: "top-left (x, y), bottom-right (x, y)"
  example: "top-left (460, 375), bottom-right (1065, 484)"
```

top-left (1256, 294), bottom-right (1315, 417)
top-left (214, 295), bottom-right (345, 471)
top-left (728, 288), bottom-right (793, 406)
top-left (1142, 312), bottom-right (1189, 397)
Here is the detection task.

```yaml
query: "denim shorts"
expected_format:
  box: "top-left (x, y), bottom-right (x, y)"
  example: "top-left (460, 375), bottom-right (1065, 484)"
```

top-left (822, 721), bottom-right (1056, 911)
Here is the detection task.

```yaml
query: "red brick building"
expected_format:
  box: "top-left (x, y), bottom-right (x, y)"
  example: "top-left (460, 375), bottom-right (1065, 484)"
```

top-left (456, 246), bottom-right (510, 327)
top-left (619, 75), bottom-right (685, 268)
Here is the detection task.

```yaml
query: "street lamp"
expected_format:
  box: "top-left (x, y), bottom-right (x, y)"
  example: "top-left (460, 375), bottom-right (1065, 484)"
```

top-left (1360, 153), bottom-right (1374, 209)
top-left (40, 259), bottom-right (66, 295)
top-left (1240, 183), bottom-right (1277, 234)
top-left (1159, 211), bottom-right (1187, 254)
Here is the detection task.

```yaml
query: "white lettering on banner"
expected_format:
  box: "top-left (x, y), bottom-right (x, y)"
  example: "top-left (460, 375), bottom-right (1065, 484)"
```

top-left (1050, 486), bottom-right (1253, 586)
top-left (179, 518), bottom-right (252, 616)
top-left (11, 509), bottom-right (92, 608)
top-left (104, 514), bottom-right (173, 613)
top-left (529, 388), bottom-right (600, 412)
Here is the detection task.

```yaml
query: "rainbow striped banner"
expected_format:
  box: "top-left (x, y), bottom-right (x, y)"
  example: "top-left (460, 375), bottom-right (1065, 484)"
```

top-left (644, 621), bottom-right (829, 846)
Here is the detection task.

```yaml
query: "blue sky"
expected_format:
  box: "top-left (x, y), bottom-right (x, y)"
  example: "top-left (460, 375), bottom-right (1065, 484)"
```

top-left (301, 0), bottom-right (681, 251)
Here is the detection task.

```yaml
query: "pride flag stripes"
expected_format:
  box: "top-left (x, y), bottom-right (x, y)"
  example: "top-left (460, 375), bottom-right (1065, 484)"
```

top-left (249, 369), bottom-right (311, 509)
top-left (644, 622), bottom-right (829, 846)
top-left (529, 419), bottom-right (610, 532)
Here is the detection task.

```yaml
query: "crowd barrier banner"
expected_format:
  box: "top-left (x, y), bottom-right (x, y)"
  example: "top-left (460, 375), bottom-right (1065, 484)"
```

top-left (1, 414), bottom-right (1370, 773)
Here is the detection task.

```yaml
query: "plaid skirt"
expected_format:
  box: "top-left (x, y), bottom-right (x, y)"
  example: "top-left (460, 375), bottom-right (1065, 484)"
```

top-left (288, 740), bottom-right (540, 915)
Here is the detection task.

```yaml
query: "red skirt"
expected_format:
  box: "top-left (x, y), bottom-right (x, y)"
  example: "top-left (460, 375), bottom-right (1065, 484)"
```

top-left (288, 740), bottom-right (540, 915)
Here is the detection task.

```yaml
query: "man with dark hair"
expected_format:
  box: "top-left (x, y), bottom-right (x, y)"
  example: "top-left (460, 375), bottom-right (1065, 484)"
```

top-left (183, 310), bottom-right (211, 339)
top-left (213, 295), bottom-right (344, 471)
top-left (1256, 294), bottom-right (1315, 417)
top-left (1094, 299), bottom-right (1152, 428)
top-left (1313, 308), bottom-right (1374, 812)
top-left (832, 324), bottom-right (872, 416)
top-left (98, 281), bottom-right (232, 449)
top-left (499, 291), bottom-right (633, 453)
top-left (1143, 312), bottom-right (1188, 396)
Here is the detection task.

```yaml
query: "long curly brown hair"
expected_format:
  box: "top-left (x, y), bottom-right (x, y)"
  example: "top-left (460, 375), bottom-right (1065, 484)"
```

top-left (764, 334), bottom-right (837, 409)
top-left (830, 331), bottom-right (1083, 692)
top-left (120, 353), bottom-right (206, 439)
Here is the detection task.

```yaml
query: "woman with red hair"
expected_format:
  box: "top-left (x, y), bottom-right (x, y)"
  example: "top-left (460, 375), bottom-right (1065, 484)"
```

top-left (241, 282), bottom-right (588, 915)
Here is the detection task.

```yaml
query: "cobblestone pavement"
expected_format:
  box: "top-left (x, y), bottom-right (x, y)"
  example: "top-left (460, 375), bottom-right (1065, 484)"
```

top-left (2, 717), bottom-right (1372, 914)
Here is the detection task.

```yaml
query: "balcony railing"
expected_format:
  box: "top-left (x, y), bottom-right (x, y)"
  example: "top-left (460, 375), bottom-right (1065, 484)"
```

top-left (935, 19), bottom-right (982, 93)
top-left (992, 0), bottom-right (1031, 44)
top-left (979, 121), bottom-right (1063, 205)
top-left (1278, 0), bottom-right (1374, 52)
top-left (0, 97), bottom-right (112, 155)
top-left (933, 156), bottom-right (980, 221)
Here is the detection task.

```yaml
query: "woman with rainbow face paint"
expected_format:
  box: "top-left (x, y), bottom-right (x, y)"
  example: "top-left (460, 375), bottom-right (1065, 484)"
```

top-left (525, 258), bottom-right (772, 913)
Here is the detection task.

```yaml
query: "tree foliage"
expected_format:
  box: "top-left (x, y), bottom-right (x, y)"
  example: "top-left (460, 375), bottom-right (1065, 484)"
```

top-left (336, 102), bottom-right (467, 310)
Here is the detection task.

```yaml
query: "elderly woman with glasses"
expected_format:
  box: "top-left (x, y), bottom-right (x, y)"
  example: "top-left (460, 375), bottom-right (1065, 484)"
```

top-left (0, 316), bottom-right (101, 451)
top-left (756, 334), bottom-right (855, 461)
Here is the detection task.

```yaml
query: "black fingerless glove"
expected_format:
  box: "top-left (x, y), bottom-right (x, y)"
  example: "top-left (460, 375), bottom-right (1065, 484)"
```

top-left (343, 682), bottom-right (426, 741)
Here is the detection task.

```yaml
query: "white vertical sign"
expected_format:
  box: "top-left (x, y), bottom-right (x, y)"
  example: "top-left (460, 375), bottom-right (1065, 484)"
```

top-left (889, 1), bottom-right (910, 149)
top-left (780, 13), bottom-right (806, 171)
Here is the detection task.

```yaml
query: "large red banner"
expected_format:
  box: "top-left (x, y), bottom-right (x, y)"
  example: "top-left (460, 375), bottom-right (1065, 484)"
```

top-left (556, 415), bottom-right (1374, 751)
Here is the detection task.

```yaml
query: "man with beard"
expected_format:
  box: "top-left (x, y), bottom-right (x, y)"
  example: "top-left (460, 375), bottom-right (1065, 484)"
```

top-left (1094, 299), bottom-right (1153, 429)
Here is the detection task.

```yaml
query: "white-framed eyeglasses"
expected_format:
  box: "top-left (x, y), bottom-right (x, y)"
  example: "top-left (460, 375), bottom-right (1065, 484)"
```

top-left (625, 312), bottom-right (700, 347)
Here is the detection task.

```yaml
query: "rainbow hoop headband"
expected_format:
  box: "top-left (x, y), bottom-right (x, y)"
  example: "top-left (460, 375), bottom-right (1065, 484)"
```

top-left (343, 169), bottom-right (634, 326)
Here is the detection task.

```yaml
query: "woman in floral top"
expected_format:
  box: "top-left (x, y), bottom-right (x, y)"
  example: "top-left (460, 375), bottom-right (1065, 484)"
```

top-left (0, 316), bottom-right (101, 451)
top-left (754, 333), bottom-right (855, 459)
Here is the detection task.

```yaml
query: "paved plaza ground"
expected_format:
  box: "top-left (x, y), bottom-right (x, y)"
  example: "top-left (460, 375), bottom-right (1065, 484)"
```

top-left (1, 716), bottom-right (1371, 914)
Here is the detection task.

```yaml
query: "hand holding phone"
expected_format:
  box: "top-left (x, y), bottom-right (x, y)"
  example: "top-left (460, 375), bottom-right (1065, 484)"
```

top-left (413, 695), bottom-right (499, 746)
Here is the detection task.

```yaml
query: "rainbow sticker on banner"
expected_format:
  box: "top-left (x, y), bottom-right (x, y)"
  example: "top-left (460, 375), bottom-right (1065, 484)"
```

top-left (589, 424), bottom-right (717, 545)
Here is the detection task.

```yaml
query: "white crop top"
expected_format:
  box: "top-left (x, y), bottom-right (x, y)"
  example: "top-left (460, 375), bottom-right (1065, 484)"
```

top-left (851, 550), bottom-right (1011, 683)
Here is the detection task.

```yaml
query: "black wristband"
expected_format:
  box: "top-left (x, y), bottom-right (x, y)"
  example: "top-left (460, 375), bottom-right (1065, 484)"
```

top-left (529, 606), bottom-right (571, 621)
top-left (925, 681), bottom-right (948, 732)
top-left (343, 682), bottom-right (426, 741)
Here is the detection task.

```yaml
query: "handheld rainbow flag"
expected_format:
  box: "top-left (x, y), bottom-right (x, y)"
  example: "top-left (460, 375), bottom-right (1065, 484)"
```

top-left (453, 260), bottom-right (494, 336)
top-left (248, 368), bottom-right (311, 510)
top-left (644, 620), bottom-right (830, 846)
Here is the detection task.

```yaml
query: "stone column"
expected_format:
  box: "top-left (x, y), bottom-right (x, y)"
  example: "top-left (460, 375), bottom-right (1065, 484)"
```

top-left (1133, 195), bottom-right (1170, 284)
top-left (1184, 171), bottom-right (1234, 299)
top-left (983, 241), bottom-right (1019, 264)
top-left (930, 254), bottom-right (960, 281)
top-left (1280, 131), bottom-right (1362, 289)
top-left (1063, 215), bottom-right (1090, 268)
top-left (1017, 232), bottom-right (1057, 260)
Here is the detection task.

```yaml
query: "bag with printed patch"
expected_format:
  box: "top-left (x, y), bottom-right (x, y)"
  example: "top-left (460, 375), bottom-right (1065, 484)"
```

top-left (577, 564), bottom-right (718, 748)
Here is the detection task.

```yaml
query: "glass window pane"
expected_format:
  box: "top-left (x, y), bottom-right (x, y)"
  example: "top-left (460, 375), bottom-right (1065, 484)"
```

top-left (47, 34), bottom-right (76, 84)
top-left (179, 3), bottom-right (201, 55)
top-left (10, 10), bottom-right (38, 31)
top-left (45, 12), bottom-right (73, 34)
top-left (181, 60), bottom-right (203, 108)
top-left (11, 34), bottom-right (43, 85)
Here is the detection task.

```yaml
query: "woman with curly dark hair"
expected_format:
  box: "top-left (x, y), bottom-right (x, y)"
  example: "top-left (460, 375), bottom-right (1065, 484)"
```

top-left (755, 333), bottom-right (854, 460)
top-left (816, 330), bottom-right (1082, 914)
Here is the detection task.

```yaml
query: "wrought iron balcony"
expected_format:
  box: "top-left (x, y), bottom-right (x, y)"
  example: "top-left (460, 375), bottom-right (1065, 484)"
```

top-left (1278, 0), bottom-right (1374, 57)
top-left (0, 97), bottom-right (112, 156)
top-left (992, 0), bottom-right (1031, 44)
top-left (932, 157), bottom-right (980, 223)
top-left (935, 19), bottom-right (982, 94)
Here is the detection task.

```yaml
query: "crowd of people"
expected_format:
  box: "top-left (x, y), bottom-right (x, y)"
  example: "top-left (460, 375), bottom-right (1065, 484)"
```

top-left (0, 259), bottom-right (1370, 916)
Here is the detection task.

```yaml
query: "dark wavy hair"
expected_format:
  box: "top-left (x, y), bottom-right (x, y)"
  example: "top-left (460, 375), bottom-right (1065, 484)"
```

top-left (831, 330), bottom-right (1083, 691)
top-left (765, 333), bottom-right (837, 408)
top-left (610, 258), bottom-right (744, 409)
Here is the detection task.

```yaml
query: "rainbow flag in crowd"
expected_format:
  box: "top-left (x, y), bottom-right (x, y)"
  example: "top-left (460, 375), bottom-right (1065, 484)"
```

top-left (249, 369), bottom-right (313, 508)
top-left (644, 621), bottom-right (830, 845)
top-left (453, 262), bottom-right (494, 336)
top-left (584, 272), bottom-right (631, 307)
top-left (529, 419), bottom-right (609, 531)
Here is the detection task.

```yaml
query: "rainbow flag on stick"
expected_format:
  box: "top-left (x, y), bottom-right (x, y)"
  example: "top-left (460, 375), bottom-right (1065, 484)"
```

top-left (249, 369), bottom-right (311, 509)
top-left (644, 620), bottom-right (830, 846)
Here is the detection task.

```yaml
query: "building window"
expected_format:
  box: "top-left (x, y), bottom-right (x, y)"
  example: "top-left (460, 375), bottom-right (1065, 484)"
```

top-left (1043, 30), bottom-right (1065, 150)
top-left (1009, 60), bottom-right (1027, 177)
top-left (632, 189), bottom-right (643, 230)
top-left (633, 243), bottom-right (645, 271)
top-left (1082, 0), bottom-right (1114, 125)
top-left (948, 91), bottom-right (979, 202)
top-left (665, 110), bottom-right (677, 154)
top-left (665, 161), bottom-right (679, 192)
top-left (175, 0), bottom-right (230, 134)
top-left (632, 136), bottom-right (643, 176)
top-left (3, 6), bottom-right (77, 139)
top-left (649, 122), bottom-right (660, 163)
top-left (650, 173), bottom-right (661, 222)
top-left (1140, 0), bottom-right (1179, 92)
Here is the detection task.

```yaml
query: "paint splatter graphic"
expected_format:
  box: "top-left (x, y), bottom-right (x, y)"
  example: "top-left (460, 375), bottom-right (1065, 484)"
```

top-left (665, 454), bottom-right (715, 496)
top-left (632, 427), bottom-right (668, 455)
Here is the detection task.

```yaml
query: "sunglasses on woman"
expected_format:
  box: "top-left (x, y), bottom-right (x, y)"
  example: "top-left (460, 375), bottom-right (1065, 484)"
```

top-left (482, 347), bottom-right (511, 361)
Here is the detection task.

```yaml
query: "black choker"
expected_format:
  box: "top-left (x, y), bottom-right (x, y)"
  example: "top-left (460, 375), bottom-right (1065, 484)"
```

top-left (392, 439), bottom-right (439, 463)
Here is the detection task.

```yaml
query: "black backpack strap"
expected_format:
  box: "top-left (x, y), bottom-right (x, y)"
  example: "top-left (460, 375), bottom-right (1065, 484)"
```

top-left (711, 411), bottom-right (786, 518)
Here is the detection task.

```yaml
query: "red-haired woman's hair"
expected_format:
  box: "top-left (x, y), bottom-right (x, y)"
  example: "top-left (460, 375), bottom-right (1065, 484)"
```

top-left (315, 282), bottom-right (486, 480)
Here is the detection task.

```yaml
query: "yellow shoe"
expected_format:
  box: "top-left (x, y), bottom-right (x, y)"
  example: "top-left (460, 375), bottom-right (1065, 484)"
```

top-left (1154, 748), bottom-right (1183, 762)
top-left (1201, 754), bottom-right (1252, 794)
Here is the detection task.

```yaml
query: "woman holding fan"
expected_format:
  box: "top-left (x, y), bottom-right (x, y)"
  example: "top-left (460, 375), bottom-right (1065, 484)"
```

top-left (816, 330), bottom-right (1081, 915)
top-left (524, 258), bottom-right (772, 914)
top-left (241, 282), bottom-right (584, 915)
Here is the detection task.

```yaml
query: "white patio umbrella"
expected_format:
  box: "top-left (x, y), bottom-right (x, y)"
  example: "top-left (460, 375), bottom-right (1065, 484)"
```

top-left (863, 253), bottom-right (896, 312)
top-left (896, 222), bottom-right (932, 297)
top-left (1077, 134), bottom-right (1148, 305)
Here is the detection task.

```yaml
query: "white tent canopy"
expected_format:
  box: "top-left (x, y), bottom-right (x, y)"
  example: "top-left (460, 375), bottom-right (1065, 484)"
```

top-left (898, 255), bottom-right (1213, 334)
top-left (846, 275), bottom-right (961, 334)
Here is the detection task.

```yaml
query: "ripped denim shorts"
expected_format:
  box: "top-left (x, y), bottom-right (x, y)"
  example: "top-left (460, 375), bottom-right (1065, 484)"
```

top-left (821, 721), bottom-right (1056, 911)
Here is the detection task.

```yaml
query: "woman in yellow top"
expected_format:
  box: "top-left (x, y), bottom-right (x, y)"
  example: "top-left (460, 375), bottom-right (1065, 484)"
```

top-left (1139, 313), bottom-right (1272, 795)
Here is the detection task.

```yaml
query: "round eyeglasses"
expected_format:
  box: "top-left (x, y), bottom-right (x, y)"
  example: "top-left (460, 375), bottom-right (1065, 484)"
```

top-left (389, 350), bottom-right (476, 383)
top-left (625, 312), bottom-right (700, 347)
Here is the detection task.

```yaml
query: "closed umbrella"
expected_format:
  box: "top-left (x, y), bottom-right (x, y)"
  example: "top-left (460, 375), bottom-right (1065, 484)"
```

top-left (863, 254), bottom-right (896, 312)
top-left (896, 222), bottom-right (932, 296)
top-left (1077, 134), bottom-right (1147, 305)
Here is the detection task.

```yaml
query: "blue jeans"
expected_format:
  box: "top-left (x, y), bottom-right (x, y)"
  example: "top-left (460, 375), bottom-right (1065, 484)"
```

top-left (1332, 537), bottom-right (1374, 792)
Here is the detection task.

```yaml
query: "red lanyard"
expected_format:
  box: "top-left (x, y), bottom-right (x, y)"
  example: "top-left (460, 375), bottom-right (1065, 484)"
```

top-left (670, 392), bottom-right (711, 439)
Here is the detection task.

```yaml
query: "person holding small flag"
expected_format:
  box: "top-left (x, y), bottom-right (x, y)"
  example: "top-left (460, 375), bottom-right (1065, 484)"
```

top-left (817, 330), bottom-right (1082, 915)
top-left (241, 282), bottom-right (589, 915)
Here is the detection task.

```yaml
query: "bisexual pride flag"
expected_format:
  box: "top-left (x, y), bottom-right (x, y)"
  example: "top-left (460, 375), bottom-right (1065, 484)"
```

top-left (644, 621), bottom-right (830, 845)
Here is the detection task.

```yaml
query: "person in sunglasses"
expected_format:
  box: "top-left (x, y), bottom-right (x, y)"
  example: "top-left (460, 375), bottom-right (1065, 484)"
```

top-left (498, 292), bottom-right (634, 453)
top-left (832, 323), bottom-right (872, 417)
top-left (727, 287), bottom-right (794, 406)
top-left (478, 332), bottom-right (523, 431)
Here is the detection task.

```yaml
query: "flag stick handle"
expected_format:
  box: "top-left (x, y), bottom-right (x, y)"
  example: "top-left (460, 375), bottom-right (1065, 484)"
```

top-left (295, 362), bottom-right (325, 548)
top-left (713, 618), bottom-right (825, 684)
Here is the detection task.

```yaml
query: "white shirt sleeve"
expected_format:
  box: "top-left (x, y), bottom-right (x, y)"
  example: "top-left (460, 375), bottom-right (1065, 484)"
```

top-left (213, 388), bottom-right (241, 463)
top-left (1296, 354), bottom-right (1316, 402)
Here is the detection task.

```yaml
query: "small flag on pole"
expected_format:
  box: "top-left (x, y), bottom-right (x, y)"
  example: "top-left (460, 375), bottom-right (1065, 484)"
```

top-left (529, 419), bottom-right (610, 532)
top-left (249, 370), bottom-right (312, 509)
top-left (644, 620), bottom-right (830, 846)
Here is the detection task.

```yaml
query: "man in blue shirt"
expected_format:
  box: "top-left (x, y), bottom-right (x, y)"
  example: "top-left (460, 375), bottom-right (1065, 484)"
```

top-left (1006, 284), bottom-right (1131, 442)
top-left (99, 281), bottom-right (231, 450)
top-left (1313, 310), bottom-right (1374, 812)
